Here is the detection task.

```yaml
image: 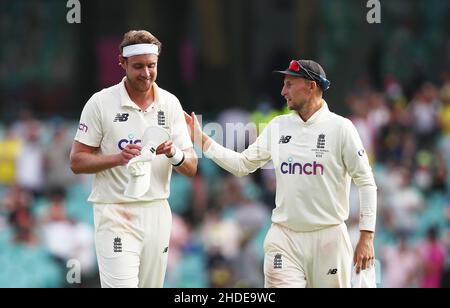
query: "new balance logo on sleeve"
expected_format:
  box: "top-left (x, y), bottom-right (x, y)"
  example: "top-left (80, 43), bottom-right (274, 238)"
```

top-left (114, 113), bottom-right (130, 122)
top-left (279, 136), bottom-right (292, 144)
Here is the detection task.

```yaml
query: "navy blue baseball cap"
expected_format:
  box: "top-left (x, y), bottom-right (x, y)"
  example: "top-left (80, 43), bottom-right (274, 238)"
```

top-left (274, 60), bottom-right (331, 91)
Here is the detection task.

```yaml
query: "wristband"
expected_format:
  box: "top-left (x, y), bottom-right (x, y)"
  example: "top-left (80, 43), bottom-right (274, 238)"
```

top-left (168, 147), bottom-right (185, 167)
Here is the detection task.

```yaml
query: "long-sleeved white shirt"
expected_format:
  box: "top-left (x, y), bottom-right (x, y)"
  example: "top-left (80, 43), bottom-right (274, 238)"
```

top-left (204, 102), bottom-right (377, 232)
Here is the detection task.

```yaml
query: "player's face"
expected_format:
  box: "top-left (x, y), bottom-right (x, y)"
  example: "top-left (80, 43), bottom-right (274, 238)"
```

top-left (123, 54), bottom-right (158, 93)
top-left (281, 75), bottom-right (313, 111)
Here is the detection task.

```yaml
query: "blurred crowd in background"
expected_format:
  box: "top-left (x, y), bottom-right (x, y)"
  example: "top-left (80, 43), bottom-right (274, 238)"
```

top-left (1, 0), bottom-right (450, 287)
top-left (1, 75), bottom-right (450, 288)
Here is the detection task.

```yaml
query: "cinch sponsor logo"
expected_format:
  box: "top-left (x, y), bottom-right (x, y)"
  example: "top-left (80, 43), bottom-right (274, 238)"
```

top-left (280, 157), bottom-right (324, 175)
top-left (118, 133), bottom-right (141, 150)
top-left (78, 123), bottom-right (88, 133)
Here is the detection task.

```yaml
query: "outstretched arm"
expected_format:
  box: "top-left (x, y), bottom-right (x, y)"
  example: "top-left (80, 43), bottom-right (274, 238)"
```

top-left (184, 111), bottom-right (271, 177)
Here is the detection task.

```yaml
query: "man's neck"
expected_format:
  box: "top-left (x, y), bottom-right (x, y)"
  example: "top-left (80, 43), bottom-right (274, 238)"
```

top-left (298, 97), bottom-right (324, 122)
top-left (125, 79), bottom-right (155, 111)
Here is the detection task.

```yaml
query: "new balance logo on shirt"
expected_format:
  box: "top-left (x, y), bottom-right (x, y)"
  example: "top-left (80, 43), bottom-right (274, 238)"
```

top-left (279, 136), bottom-right (292, 144)
top-left (114, 113), bottom-right (129, 122)
top-left (327, 268), bottom-right (338, 275)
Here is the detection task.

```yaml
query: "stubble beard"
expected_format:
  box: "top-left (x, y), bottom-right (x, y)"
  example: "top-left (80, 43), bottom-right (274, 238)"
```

top-left (288, 99), bottom-right (306, 112)
top-left (127, 75), bottom-right (153, 93)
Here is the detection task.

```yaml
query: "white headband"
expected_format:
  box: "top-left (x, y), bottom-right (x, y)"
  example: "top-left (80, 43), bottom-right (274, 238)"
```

top-left (122, 44), bottom-right (159, 57)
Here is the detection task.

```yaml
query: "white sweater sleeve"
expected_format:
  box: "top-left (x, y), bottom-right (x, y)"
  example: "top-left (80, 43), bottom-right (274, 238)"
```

top-left (342, 119), bottom-right (377, 232)
top-left (203, 123), bottom-right (272, 177)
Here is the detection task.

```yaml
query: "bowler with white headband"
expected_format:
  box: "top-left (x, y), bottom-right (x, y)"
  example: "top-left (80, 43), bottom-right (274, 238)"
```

top-left (122, 43), bottom-right (160, 58)
top-left (71, 30), bottom-right (197, 288)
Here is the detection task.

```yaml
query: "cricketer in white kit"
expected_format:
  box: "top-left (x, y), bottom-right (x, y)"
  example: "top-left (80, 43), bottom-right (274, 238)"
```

top-left (185, 59), bottom-right (377, 288)
top-left (70, 30), bottom-right (197, 288)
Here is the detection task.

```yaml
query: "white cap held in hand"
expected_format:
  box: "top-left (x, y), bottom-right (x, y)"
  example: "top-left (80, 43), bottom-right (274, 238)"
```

top-left (124, 126), bottom-right (170, 199)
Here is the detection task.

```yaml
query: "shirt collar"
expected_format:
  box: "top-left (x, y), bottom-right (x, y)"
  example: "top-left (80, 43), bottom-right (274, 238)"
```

top-left (294, 99), bottom-right (329, 125)
top-left (119, 77), bottom-right (160, 110)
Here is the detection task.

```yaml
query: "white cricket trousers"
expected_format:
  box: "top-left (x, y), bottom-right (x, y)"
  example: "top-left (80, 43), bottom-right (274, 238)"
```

top-left (93, 200), bottom-right (172, 288)
top-left (264, 223), bottom-right (353, 288)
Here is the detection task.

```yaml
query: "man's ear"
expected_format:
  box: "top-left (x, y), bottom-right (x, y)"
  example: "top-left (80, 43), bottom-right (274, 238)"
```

top-left (310, 81), bottom-right (321, 96)
top-left (118, 54), bottom-right (127, 69)
top-left (310, 80), bottom-right (318, 92)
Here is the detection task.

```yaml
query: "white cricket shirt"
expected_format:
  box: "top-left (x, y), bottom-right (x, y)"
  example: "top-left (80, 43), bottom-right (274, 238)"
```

top-left (74, 78), bottom-right (193, 203)
top-left (204, 101), bottom-right (377, 232)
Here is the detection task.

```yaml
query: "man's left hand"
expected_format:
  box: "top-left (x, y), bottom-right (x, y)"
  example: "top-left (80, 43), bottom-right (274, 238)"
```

top-left (353, 231), bottom-right (375, 274)
top-left (156, 140), bottom-right (175, 157)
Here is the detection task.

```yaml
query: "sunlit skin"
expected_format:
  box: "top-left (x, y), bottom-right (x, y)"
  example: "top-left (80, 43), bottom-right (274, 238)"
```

top-left (117, 52), bottom-right (197, 176)
top-left (281, 76), bottom-right (313, 110)
top-left (184, 73), bottom-right (375, 273)
top-left (70, 52), bottom-right (198, 178)
top-left (119, 53), bottom-right (158, 110)
top-left (281, 75), bottom-right (323, 122)
top-left (118, 53), bottom-right (175, 156)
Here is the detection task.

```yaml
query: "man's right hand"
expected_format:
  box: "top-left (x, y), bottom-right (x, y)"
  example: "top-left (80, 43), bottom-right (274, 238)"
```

top-left (117, 144), bottom-right (142, 166)
top-left (184, 111), bottom-right (203, 145)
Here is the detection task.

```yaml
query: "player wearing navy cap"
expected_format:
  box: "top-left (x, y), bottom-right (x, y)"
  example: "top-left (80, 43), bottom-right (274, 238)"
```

top-left (185, 59), bottom-right (377, 288)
